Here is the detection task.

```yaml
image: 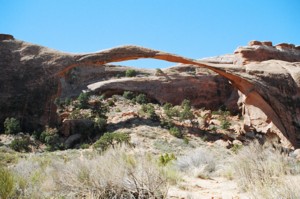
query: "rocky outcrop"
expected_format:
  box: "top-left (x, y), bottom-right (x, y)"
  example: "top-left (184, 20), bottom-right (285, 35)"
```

top-left (0, 34), bottom-right (14, 41)
top-left (0, 34), bottom-right (299, 148)
top-left (234, 40), bottom-right (300, 65)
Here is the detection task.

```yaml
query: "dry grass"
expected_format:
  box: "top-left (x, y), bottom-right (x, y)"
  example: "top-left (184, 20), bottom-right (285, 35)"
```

top-left (230, 141), bottom-right (300, 199)
top-left (174, 146), bottom-right (227, 179)
top-left (9, 146), bottom-right (170, 199)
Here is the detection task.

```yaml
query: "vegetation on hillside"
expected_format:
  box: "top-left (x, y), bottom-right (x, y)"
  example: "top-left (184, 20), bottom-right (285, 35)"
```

top-left (1, 89), bottom-right (300, 198)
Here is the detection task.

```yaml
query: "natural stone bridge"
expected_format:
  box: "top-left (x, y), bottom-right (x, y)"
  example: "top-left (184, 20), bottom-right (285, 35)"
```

top-left (1, 35), bottom-right (299, 148)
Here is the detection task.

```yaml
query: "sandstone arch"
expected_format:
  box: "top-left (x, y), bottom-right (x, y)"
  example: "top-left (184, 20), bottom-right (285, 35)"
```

top-left (1, 36), bottom-right (299, 148)
top-left (54, 45), bottom-right (299, 148)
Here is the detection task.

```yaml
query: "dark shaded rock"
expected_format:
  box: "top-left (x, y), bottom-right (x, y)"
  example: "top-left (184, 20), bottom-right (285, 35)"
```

top-left (61, 119), bottom-right (94, 137)
top-left (65, 133), bottom-right (82, 149)
top-left (0, 34), bottom-right (14, 41)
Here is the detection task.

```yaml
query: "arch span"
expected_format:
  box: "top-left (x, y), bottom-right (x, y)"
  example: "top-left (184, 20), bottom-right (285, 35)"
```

top-left (55, 45), bottom-right (298, 148)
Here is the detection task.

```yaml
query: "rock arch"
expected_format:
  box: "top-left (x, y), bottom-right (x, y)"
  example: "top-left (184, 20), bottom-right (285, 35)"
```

top-left (55, 45), bottom-right (299, 148)
top-left (1, 36), bottom-right (299, 148)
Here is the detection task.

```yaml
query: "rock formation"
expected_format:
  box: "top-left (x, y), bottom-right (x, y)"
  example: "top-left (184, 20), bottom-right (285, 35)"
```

top-left (0, 34), bottom-right (299, 148)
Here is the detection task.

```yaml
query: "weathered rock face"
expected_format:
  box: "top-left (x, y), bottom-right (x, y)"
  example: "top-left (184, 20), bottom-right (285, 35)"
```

top-left (87, 70), bottom-right (237, 110)
top-left (234, 40), bottom-right (300, 65)
top-left (0, 34), bottom-right (14, 41)
top-left (0, 34), bottom-right (299, 148)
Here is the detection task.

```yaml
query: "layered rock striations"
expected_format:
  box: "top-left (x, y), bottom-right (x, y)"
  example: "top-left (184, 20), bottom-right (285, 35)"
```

top-left (0, 35), bottom-right (299, 148)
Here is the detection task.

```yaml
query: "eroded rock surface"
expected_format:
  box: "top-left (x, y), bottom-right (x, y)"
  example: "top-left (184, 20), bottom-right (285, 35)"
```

top-left (0, 34), bottom-right (299, 148)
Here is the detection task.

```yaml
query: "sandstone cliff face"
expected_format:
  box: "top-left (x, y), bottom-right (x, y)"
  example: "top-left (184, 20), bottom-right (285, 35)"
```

top-left (86, 70), bottom-right (237, 110)
top-left (0, 35), bottom-right (299, 148)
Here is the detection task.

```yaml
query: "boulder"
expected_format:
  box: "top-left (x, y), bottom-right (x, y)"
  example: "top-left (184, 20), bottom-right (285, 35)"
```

top-left (65, 133), bottom-right (82, 149)
top-left (61, 119), bottom-right (94, 137)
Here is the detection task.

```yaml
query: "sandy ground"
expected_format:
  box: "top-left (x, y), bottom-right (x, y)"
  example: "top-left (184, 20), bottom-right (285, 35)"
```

top-left (168, 176), bottom-right (249, 199)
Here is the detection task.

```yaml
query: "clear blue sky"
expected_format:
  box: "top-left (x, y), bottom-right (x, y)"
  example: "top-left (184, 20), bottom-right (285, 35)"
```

top-left (1, 0), bottom-right (300, 68)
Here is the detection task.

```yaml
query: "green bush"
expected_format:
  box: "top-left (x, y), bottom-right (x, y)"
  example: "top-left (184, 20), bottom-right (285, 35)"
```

top-left (221, 119), bottom-right (231, 129)
top-left (181, 99), bottom-right (191, 110)
top-left (125, 69), bottom-right (137, 77)
top-left (0, 167), bottom-right (15, 199)
top-left (231, 143), bottom-right (243, 154)
top-left (163, 103), bottom-right (180, 119)
top-left (40, 126), bottom-right (61, 151)
top-left (169, 126), bottom-right (182, 138)
top-left (77, 92), bottom-right (89, 109)
top-left (160, 119), bottom-right (174, 129)
top-left (80, 143), bottom-right (90, 149)
top-left (64, 97), bottom-right (72, 106)
top-left (93, 132), bottom-right (130, 151)
top-left (107, 99), bottom-right (115, 106)
top-left (123, 91), bottom-right (135, 100)
top-left (163, 103), bottom-right (173, 111)
top-left (159, 153), bottom-right (176, 166)
top-left (135, 94), bottom-right (148, 104)
top-left (91, 100), bottom-right (108, 118)
top-left (179, 100), bottom-right (194, 121)
top-left (4, 117), bottom-right (21, 134)
top-left (140, 104), bottom-right (157, 120)
top-left (94, 116), bottom-right (107, 132)
top-left (10, 137), bottom-right (31, 152)
top-left (155, 68), bottom-right (164, 76)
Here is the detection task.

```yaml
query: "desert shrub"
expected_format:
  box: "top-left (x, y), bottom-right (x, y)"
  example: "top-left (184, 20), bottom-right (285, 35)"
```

top-left (140, 104), bottom-right (157, 120)
top-left (0, 167), bottom-right (15, 199)
top-left (123, 91), bottom-right (135, 100)
top-left (93, 116), bottom-right (107, 132)
top-left (220, 119), bottom-right (231, 129)
top-left (0, 149), bottom-right (19, 167)
top-left (125, 69), bottom-right (137, 77)
top-left (135, 93), bottom-right (148, 104)
top-left (159, 153), bottom-right (176, 166)
top-left (181, 99), bottom-right (191, 110)
top-left (69, 109), bottom-right (93, 120)
top-left (183, 136), bottom-right (189, 145)
top-left (64, 97), bottom-right (72, 106)
top-left (80, 143), bottom-right (90, 149)
top-left (175, 148), bottom-right (217, 179)
top-left (10, 137), bottom-right (31, 152)
top-left (160, 119), bottom-right (174, 129)
top-left (40, 126), bottom-right (61, 151)
top-left (11, 158), bottom-right (49, 198)
top-left (169, 126), bottom-right (182, 138)
top-left (115, 73), bottom-right (123, 78)
top-left (77, 92), bottom-right (89, 109)
top-left (163, 102), bottom-right (173, 111)
top-left (107, 99), bottom-right (115, 106)
top-left (54, 97), bottom-right (71, 108)
top-left (4, 117), bottom-right (21, 134)
top-left (230, 143), bottom-right (243, 154)
top-left (54, 146), bottom-right (169, 198)
top-left (179, 99), bottom-right (194, 121)
top-left (91, 100), bottom-right (108, 118)
top-left (163, 103), bottom-right (180, 119)
top-left (155, 68), bottom-right (164, 76)
top-left (230, 141), bottom-right (300, 198)
top-left (93, 132), bottom-right (130, 151)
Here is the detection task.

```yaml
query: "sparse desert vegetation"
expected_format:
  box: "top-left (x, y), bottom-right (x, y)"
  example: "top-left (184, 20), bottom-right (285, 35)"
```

top-left (1, 88), bottom-right (300, 198)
